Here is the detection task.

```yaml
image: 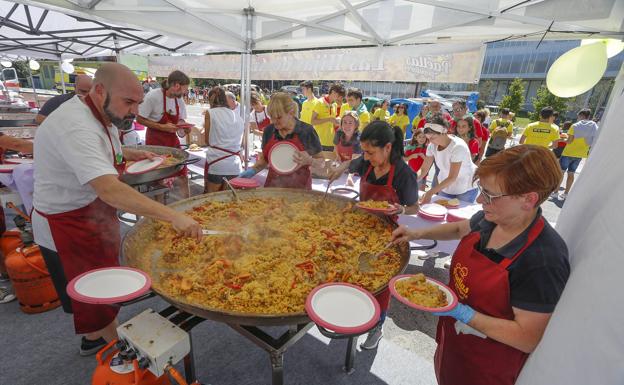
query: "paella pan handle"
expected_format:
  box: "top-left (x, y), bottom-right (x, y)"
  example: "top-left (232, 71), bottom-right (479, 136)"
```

top-left (331, 187), bottom-right (359, 200)
top-left (178, 157), bottom-right (200, 166)
top-left (114, 291), bottom-right (156, 307)
top-left (410, 239), bottom-right (437, 251)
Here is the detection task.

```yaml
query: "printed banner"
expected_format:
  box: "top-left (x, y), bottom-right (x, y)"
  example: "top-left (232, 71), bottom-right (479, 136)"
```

top-left (148, 44), bottom-right (485, 83)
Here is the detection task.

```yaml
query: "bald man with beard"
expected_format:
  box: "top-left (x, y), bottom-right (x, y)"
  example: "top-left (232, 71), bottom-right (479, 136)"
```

top-left (32, 63), bottom-right (202, 356)
top-left (35, 74), bottom-right (93, 125)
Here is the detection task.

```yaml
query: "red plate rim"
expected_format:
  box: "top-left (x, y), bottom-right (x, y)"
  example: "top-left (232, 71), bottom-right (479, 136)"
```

top-left (125, 157), bottom-right (165, 175)
top-left (355, 202), bottom-right (395, 215)
top-left (417, 210), bottom-right (446, 221)
top-left (389, 274), bottom-right (458, 313)
top-left (419, 203), bottom-right (448, 216)
top-left (305, 282), bottom-right (380, 335)
top-left (66, 267), bottom-right (152, 305)
top-left (176, 123), bottom-right (194, 129)
top-left (0, 164), bottom-right (17, 173)
top-left (268, 141), bottom-right (299, 175)
top-left (229, 177), bottom-right (260, 189)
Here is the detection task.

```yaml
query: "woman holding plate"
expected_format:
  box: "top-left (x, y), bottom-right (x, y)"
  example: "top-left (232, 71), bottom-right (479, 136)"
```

top-left (329, 120), bottom-right (419, 349)
top-left (239, 93), bottom-right (324, 189)
top-left (392, 145), bottom-right (570, 385)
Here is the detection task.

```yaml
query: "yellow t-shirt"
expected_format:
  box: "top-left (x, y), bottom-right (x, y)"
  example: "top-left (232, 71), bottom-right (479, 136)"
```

top-left (372, 109), bottom-right (390, 122)
top-left (562, 126), bottom-right (590, 158)
top-left (522, 121), bottom-right (559, 148)
top-left (389, 114), bottom-right (410, 136)
top-left (412, 116), bottom-right (422, 130)
top-left (300, 97), bottom-right (317, 125)
top-left (489, 118), bottom-right (514, 136)
top-left (340, 103), bottom-right (371, 130)
top-left (313, 98), bottom-right (338, 147)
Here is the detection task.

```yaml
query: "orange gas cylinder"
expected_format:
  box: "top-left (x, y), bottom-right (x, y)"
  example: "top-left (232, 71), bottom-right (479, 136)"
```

top-left (5, 245), bottom-right (60, 314)
top-left (92, 340), bottom-right (171, 385)
top-left (0, 229), bottom-right (22, 275)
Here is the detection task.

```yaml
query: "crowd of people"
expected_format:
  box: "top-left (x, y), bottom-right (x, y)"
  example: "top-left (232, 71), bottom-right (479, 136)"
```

top-left (0, 67), bottom-right (602, 385)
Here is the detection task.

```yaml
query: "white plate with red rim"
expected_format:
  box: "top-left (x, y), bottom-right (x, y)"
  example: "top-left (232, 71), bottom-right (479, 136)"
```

top-left (125, 157), bottom-right (165, 175)
top-left (229, 177), bottom-right (260, 189)
top-left (268, 141), bottom-right (299, 175)
top-left (419, 203), bottom-right (448, 217)
top-left (176, 123), bottom-right (194, 129)
top-left (389, 274), bottom-right (458, 313)
top-left (305, 282), bottom-right (380, 335)
top-left (417, 211), bottom-right (446, 222)
top-left (4, 158), bottom-right (33, 165)
top-left (0, 164), bottom-right (18, 173)
top-left (66, 267), bottom-right (151, 305)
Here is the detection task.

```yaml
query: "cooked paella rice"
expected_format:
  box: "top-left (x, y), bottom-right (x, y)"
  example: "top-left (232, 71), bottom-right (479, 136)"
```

top-left (146, 197), bottom-right (402, 315)
top-left (395, 273), bottom-right (448, 308)
top-left (357, 200), bottom-right (392, 209)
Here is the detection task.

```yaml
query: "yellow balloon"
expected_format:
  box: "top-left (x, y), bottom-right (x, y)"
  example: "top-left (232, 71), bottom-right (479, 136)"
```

top-left (546, 41), bottom-right (608, 98)
top-left (581, 38), bottom-right (624, 58)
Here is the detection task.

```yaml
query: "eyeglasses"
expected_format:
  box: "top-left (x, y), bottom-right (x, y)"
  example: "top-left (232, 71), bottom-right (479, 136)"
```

top-left (476, 181), bottom-right (511, 204)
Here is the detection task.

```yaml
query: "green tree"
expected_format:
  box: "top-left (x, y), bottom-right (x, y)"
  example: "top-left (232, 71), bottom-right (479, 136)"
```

top-left (499, 78), bottom-right (525, 114)
top-left (478, 79), bottom-right (495, 104)
top-left (530, 85), bottom-right (569, 121)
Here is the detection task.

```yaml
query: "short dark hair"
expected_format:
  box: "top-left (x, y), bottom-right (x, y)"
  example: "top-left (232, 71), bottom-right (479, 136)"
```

top-left (166, 70), bottom-right (190, 87)
top-left (347, 88), bottom-right (363, 100)
top-left (501, 108), bottom-right (510, 115)
top-left (452, 99), bottom-right (467, 109)
top-left (540, 106), bottom-right (554, 120)
top-left (329, 83), bottom-right (346, 97)
top-left (578, 108), bottom-right (591, 119)
top-left (300, 80), bottom-right (313, 90)
top-left (360, 121), bottom-right (405, 163)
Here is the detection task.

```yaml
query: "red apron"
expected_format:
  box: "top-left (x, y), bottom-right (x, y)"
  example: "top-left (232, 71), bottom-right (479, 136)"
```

top-left (254, 108), bottom-right (271, 132)
top-left (434, 217), bottom-right (545, 385)
top-left (35, 94), bottom-right (124, 334)
top-left (335, 134), bottom-right (355, 162)
top-left (359, 164), bottom-right (400, 313)
top-left (145, 88), bottom-right (180, 147)
top-left (263, 132), bottom-right (311, 189)
top-left (145, 88), bottom-right (186, 177)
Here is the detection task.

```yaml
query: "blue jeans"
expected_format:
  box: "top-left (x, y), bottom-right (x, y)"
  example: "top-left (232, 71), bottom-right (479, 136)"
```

top-left (438, 188), bottom-right (479, 204)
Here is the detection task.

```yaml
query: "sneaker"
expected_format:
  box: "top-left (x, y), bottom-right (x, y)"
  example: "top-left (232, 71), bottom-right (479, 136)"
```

top-left (0, 287), bottom-right (16, 303)
top-left (360, 324), bottom-right (383, 350)
top-left (79, 337), bottom-right (107, 357)
top-left (558, 193), bottom-right (567, 201)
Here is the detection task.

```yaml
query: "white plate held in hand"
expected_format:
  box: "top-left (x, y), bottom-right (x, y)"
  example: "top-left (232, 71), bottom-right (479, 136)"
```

top-left (268, 142), bottom-right (298, 175)
top-left (125, 157), bottom-right (164, 174)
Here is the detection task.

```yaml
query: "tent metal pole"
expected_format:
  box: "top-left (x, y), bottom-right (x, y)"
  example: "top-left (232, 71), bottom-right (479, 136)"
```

top-left (26, 57), bottom-right (40, 108)
top-left (242, 7), bottom-right (254, 169)
top-left (57, 47), bottom-right (66, 94)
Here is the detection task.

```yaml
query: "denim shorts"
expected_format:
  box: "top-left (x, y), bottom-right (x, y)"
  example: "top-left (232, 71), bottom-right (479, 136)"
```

top-left (438, 188), bottom-right (479, 204)
top-left (559, 156), bottom-right (582, 173)
top-left (205, 173), bottom-right (237, 184)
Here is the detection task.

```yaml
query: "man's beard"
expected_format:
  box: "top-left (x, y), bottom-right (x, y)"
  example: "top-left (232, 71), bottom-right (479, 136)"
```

top-left (103, 92), bottom-right (135, 130)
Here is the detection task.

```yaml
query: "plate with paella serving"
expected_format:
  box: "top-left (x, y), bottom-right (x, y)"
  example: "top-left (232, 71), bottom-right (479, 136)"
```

top-left (356, 200), bottom-right (397, 215)
top-left (389, 273), bottom-right (457, 313)
top-left (121, 188), bottom-right (409, 325)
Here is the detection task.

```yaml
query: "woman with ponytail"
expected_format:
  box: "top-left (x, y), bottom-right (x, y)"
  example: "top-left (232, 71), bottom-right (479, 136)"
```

top-left (329, 120), bottom-right (419, 350)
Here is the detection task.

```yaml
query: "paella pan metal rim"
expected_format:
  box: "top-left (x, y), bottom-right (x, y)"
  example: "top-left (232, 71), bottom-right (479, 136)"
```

top-left (121, 188), bottom-right (410, 326)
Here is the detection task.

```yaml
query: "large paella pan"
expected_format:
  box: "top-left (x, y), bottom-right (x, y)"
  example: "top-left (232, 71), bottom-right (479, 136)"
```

top-left (122, 188), bottom-right (410, 326)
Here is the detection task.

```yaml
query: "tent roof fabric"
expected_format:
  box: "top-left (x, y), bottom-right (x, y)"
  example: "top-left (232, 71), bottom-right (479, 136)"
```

top-left (7, 0), bottom-right (624, 58)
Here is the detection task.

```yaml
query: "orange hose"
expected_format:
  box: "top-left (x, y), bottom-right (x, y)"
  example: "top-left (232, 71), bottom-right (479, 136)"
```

top-left (166, 365), bottom-right (197, 385)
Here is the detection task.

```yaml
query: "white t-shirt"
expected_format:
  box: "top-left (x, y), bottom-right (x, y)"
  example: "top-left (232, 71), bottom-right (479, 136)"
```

top-left (204, 107), bottom-right (244, 175)
top-left (426, 135), bottom-right (476, 195)
top-left (138, 87), bottom-right (187, 122)
top-left (32, 96), bottom-right (123, 251)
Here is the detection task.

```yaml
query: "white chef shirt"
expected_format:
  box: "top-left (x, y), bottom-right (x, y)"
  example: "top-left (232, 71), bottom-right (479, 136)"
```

top-left (426, 135), bottom-right (476, 195)
top-left (138, 87), bottom-right (187, 122)
top-left (32, 96), bottom-right (123, 251)
top-left (205, 107), bottom-right (244, 175)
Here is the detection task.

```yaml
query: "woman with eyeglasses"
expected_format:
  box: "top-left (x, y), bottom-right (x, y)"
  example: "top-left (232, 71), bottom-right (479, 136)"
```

top-left (392, 145), bottom-right (570, 385)
top-left (328, 120), bottom-right (419, 350)
top-left (389, 103), bottom-right (410, 138)
top-left (418, 113), bottom-right (478, 204)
